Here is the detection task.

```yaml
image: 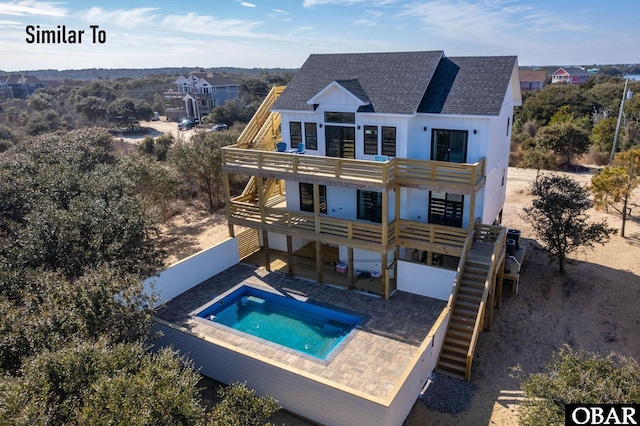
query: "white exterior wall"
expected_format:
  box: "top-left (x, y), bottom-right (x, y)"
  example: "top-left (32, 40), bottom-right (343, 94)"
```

top-left (143, 239), bottom-right (239, 308)
top-left (152, 308), bottom-right (450, 426)
top-left (397, 261), bottom-right (456, 301)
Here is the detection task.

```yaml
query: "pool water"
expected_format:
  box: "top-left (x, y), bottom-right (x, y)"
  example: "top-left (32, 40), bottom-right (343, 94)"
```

top-left (196, 286), bottom-right (361, 359)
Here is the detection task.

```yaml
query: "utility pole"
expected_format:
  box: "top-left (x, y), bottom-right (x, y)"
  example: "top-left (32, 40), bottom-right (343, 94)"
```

top-left (610, 77), bottom-right (630, 164)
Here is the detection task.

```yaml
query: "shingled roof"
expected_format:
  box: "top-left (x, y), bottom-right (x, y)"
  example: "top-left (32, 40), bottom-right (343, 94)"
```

top-left (272, 51), bottom-right (444, 115)
top-left (418, 56), bottom-right (518, 116)
top-left (273, 51), bottom-right (517, 117)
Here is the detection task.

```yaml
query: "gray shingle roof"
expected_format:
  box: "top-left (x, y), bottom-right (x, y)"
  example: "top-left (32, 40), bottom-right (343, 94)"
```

top-left (272, 51), bottom-right (444, 115)
top-left (418, 56), bottom-right (517, 116)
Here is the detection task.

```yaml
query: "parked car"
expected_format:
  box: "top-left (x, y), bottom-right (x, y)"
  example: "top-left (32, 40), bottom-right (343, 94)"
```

top-left (151, 112), bottom-right (160, 121)
top-left (206, 124), bottom-right (229, 132)
top-left (178, 118), bottom-right (197, 130)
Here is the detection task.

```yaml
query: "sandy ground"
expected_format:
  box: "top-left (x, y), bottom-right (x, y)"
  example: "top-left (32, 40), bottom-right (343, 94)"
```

top-left (146, 115), bottom-right (640, 425)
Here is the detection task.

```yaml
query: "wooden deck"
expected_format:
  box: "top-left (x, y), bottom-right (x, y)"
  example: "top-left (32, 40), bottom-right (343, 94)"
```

top-left (243, 243), bottom-right (387, 296)
top-left (222, 146), bottom-right (486, 194)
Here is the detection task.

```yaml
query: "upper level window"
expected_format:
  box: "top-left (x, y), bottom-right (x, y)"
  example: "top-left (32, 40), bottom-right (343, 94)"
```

top-left (357, 190), bottom-right (382, 223)
top-left (364, 126), bottom-right (378, 155)
top-left (324, 112), bottom-right (355, 124)
top-left (432, 129), bottom-right (468, 163)
top-left (300, 183), bottom-right (327, 214)
top-left (290, 122), bottom-right (302, 148)
top-left (381, 126), bottom-right (396, 157)
top-left (305, 122), bottom-right (318, 150)
top-left (203, 86), bottom-right (209, 94)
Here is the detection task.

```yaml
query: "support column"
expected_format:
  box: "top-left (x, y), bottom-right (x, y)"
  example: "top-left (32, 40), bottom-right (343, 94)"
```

top-left (468, 191), bottom-right (477, 231)
top-left (315, 241), bottom-right (323, 284)
top-left (262, 230), bottom-right (271, 272)
top-left (287, 235), bottom-right (294, 276)
top-left (381, 251), bottom-right (389, 300)
top-left (223, 172), bottom-right (234, 237)
top-left (348, 247), bottom-right (354, 290)
top-left (257, 177), bottom-right (266, 224)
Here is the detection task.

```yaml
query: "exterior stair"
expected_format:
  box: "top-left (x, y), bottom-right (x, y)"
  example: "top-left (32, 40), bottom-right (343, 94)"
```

top-left (437, 237), bottom-right (497, 381)
top-left (237, 85), bottom-right (285, 150)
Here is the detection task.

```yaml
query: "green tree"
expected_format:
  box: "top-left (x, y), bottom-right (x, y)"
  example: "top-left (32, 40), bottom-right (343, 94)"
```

top-left (124, 153), bottom-right (180, 222)
top-left (0, 267), bottom-right (155, 373)
top-left (0, 342), bottom-right (205, 425)
top-left (76, 95), bottom-right (108, 121)
top-left (533, 122), bottom-right (590, 169)
top-left (518, 346), bottom-right (640, 426)
top-left (208, 382), bottom-right (280, 426)
top-left (590, 148), bottom-right (640, 237)
top-left (0, 129), bottom-right (164, 278)
top-left (169, 131), bottom-right (237, 210)
top-left (523, 174), bottom-right (614, 273)
top-left (107, 97), bottom-right (153, 130)
top-left (590, 116), bottom-right (618, 151)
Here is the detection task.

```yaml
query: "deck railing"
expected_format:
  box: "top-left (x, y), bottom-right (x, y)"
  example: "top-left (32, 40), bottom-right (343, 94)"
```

top-left (396, 220), bottom-right (470, 254)
top-left (223, 145), bottom-right (485, 189)
top-left (465, 224), bottom-right (506, 380)
top-left (229, 200), bottom-right (401, 247)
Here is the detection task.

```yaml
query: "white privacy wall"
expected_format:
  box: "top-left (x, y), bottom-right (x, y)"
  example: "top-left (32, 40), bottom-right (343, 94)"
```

top-left (143, 238), bottom-right (239, 308)
top-left (397, 261), bottom-right (456, 301)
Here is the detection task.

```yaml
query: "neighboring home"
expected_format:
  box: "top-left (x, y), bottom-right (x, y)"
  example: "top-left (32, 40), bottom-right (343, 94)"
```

top-left (519, 69), bottom-right (547, 91)
top-left (550, 67), bottom-right (592, 85)
top-left (163, 70), bottom-right (240, 121)
top-left (0, 73), bottom-right (46, 99)
top-left (151, 51), bottom-right (522, 426)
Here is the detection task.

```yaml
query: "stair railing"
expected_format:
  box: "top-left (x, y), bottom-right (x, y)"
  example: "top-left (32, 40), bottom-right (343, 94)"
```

top-left (465, 226), bottom-right (506, 380)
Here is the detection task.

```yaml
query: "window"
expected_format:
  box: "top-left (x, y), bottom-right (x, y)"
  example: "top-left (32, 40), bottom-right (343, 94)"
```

top-left (429, 192), bottom-right (463, 227)
top-left (325, 126), bottom-right (355, 159)
top-left (431, 129), bottom-right (468, 163)
top-left (364, 126), bottom-right (378, 155)
top-left (381, 126), bottom-right (396, 157)
top-left (324, 112), bottom-right (355, 124)
top-left (203, 86), bottom-right (209, 94)
top-left (299, 183), bottom-right (326, 214)
top-left (290, 122), bottom-right (302, 148)
top-left (357, 190), bottom-right (382, 223)
top-left (507, 117), bottom-right (510, 136)
top-left (305, 122), bottom-right (317, 150)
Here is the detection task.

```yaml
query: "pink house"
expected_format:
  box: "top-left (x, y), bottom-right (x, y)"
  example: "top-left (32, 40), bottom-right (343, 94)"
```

top-left (550, 67), bottom-right (591, 85)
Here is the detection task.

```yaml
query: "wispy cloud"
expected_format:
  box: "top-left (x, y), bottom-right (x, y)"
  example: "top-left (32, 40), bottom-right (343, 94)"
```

top-left (160, 13), bottom-right (264, 38)
top-left (303, 0), bottom-right (366, 7)
top-left (399, 0), bottom-right (590, 46)
top-left (0, 0), bottom-right (67, 17)
top-left (83, 7), bottom-right (159, 30)
top-left (240, 2), bottom-right (256, 7)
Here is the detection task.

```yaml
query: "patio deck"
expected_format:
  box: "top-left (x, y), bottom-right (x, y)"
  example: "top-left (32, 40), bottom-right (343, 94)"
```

top-left (154, 263), bottom-right (447, 401)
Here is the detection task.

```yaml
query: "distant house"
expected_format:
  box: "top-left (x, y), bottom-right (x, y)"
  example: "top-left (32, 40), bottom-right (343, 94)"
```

top-left (164, 70), bottom-right (240, 121)
top-left (0, 73), bottom-right (46, 99)
top-left (519, 69), bottom-right (547, 91)
top-left (550, 67), bottom-right (592, 85)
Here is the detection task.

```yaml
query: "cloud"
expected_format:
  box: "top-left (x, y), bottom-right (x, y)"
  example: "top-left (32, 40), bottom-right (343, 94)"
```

top-left (0, 0), bottom-right (67, 17)
top-left (82, 7), bottom-right (160, 30)
top-left (240, 1), bottom-right (256, 7)
top-left (303, 0), bottom-right (366, 7)
top-left (160, 13), bottom-right (264, 38)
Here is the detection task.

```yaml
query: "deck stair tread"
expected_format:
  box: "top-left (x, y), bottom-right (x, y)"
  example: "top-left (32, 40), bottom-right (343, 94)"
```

top-left (437, 235), bottom-right (504, 381)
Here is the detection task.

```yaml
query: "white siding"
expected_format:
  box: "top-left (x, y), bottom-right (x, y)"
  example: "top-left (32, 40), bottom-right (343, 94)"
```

top-left (144, 239), bottom-right (239, 308)
top-left (263, 232), bottom-right (308, 252)
top-left (152, 308), bottom-right (450, 426)
top-left (397, 261), bottom-right (455, 301)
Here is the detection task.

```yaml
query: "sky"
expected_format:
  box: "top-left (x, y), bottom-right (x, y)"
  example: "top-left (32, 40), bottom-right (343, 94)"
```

top-left (0, 0), bottom-right (639, 72)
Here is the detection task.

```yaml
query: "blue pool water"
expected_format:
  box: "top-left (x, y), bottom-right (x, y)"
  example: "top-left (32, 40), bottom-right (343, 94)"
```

top-left (196, 286), bottom-right (361, 359)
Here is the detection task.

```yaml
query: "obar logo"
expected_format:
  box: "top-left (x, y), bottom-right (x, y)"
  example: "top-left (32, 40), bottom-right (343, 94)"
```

top-left (566, 404), bottom-right (639, 425)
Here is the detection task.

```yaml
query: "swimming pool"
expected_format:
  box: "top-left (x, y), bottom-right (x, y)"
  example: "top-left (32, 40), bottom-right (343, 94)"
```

top-left (194, 285), bottom-right (361, 359)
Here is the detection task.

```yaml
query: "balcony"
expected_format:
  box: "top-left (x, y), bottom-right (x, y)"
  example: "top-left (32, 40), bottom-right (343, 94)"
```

top-left (222, 145), bottom-right (485, 194)
top-left (228, 199), bottom-right (471, 255)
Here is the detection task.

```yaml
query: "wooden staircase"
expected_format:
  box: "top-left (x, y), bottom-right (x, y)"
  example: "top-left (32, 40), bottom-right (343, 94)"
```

top-left (237, 85), bottom-right (285, 150)
top-left (437, 227), bottom-right (506, 381)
